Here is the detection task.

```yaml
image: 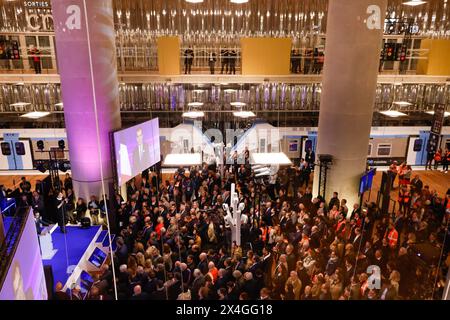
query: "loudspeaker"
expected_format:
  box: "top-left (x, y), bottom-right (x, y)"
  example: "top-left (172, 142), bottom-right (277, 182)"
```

top-left (81, 217), bottom-right (91, 228)
top-left (43, 265), bottom-right (54, 300)
top-left (318, 154), bottom-right (333, 163)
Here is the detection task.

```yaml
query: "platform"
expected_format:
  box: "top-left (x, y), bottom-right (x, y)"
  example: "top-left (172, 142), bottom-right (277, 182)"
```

top-left (42, 225), bottom-right (101, 286)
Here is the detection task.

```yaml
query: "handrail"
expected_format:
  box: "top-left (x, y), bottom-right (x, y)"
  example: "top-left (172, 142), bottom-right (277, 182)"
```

top-left (0, 206), bottom-right (31, 291)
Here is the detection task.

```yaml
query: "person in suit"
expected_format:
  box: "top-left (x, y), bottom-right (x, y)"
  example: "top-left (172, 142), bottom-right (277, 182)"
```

top-left (208, 51), bottom-right (217, 74)
top-left (53, 282), bottom-right (70, 300)
top-left (55, 192), bottom-right (67, 233)
top-left (184, 46), bottom-right (194, 74)
top-left (132, 127), bottom-right (151, 174)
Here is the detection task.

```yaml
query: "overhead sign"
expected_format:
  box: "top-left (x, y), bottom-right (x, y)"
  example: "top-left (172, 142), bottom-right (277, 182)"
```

top-left (23, 1), bottom-right (51, 8)
top-left (426, 104), bottom-right (445, 153)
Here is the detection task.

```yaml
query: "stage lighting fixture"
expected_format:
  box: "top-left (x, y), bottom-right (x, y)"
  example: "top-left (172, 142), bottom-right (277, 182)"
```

top-left (58, 139), bottom-right (65, 149)
top-left (58, 162), bottom-right (70, 172)
top-left (36, 162), bottom-right (47, 173)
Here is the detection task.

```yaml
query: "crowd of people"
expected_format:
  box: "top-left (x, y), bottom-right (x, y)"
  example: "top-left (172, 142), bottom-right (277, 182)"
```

top-left (426, 148), bottom-right (450, 173)
top-left (61, 151), bottom-right (449, 301)
top-left (8, 150), bottom-right (449, 301)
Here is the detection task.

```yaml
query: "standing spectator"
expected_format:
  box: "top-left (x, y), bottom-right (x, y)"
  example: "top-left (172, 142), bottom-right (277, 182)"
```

top-left (208, 51), bottom-right (217, 74)
top-left (442, 148), bottom-right (449, 173)
top-left (220, 49), bottom-right (229, 74)
top-left (184, 46), bottom-right (194, 74)
top-left (29, 45), bottom-right (41, 74)
top-left (434, 148), bottom-right (442, 170)
top-left (228, 49), bottom-right (237, 74)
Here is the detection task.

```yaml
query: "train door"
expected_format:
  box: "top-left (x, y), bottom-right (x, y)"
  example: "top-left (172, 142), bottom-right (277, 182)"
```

top-left (301, 137), bottom-right (314, 160)
top-left (406, 136), bottom-right (422, 165)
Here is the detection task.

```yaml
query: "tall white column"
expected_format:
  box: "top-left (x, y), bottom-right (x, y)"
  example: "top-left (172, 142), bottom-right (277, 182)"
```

top-left (313, 0), bottom-right (387, 208)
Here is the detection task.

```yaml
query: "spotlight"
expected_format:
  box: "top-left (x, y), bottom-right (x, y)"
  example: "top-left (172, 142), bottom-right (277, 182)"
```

top-left (58, 162), bottom-right (70, 172)
top-left (36, 162), bottom-right (47, 173)
top-left (58, 139), bottom-right (65, 150)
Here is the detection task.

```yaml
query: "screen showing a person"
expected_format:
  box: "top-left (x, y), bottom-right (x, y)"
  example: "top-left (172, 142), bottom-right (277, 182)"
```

top-left (113, 118), bottom-right (161, 185)
top-left (87, 248), bottom-right (107, 268)
top-left (0, 209), bottom-right (48, 300)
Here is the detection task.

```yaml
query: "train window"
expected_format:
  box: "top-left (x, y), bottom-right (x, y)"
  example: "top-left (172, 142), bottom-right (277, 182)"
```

top-left (15, 142), bottom-right (25, 155)
top-left (413, 139), bottom-right (423, 152)
top-left (1, 142), bottom-right (11, 155)
top-left (377, 144), bottom-right (392, 156)
top-left (368, 144), bottom-right (373, 156)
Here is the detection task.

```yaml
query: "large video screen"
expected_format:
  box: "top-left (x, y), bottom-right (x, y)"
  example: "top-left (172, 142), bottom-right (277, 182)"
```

top-left (113, 118), bottom-right (161, 185)
top-left (0, 209), bottom-right (48, 300)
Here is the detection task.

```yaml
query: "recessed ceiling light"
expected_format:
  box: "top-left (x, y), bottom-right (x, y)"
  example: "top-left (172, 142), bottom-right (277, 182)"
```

top-left (20, 111), bottom-right (50, 119)
top-left (230, 102), bottom-right (247, 107)
top-left (233, 111), bottom-right (255, 118)
top-left (187, 102), bottom-right (204, 107)
top-left (403, 1), bottom-right (427, 7)
top-left (379, 110), bottom-right (407, 117)
top-left (192, 89), bottom-right (205, 93)
top-left (393, 101), bottom-right (412, 106)
top-left (182, 111), bottom-right (204, 118)
top-left (185, 0), bottom-right (203, 3)
top-left (425, 111), bottom-right (450, 117)
top-left (224, 89), bottom-right (237, 93)
top-left (230, 0), bottom-right (249, 3)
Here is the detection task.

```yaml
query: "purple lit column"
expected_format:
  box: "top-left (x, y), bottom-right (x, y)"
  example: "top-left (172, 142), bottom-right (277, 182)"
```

top-left (51, 0), bottom-right (121, 199)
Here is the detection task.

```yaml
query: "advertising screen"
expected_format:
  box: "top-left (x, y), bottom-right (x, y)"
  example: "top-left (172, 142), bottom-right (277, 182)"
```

top-left (0, 209), bottom-right (48, 300)
top-left (113, 118), bottom-right (161, 185)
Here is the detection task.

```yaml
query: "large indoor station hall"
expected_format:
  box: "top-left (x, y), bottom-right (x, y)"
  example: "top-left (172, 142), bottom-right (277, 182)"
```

top-left (0, 0), bottom-right (449, 303)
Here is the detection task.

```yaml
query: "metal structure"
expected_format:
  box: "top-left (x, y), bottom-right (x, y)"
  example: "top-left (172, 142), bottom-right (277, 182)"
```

top-left (316, 154), bottom-right (332, 200)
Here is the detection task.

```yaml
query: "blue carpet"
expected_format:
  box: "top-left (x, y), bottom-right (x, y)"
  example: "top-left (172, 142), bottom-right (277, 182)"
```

top-left (3, 216), bottom-right (14, 234)
top-left (44, 226), bottom-right (100, 286)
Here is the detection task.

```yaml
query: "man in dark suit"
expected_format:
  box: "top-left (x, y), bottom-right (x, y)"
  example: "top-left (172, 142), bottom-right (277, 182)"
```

top-left (132, 127), bottom-right (151, 174)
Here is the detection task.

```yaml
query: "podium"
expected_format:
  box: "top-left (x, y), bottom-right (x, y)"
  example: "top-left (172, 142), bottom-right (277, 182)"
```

top-left (39, 227), bottom-right (58, 259)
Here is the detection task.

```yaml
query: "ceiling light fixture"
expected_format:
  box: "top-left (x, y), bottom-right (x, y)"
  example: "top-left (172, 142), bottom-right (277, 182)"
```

top-left (182, 111), bottom-right (205, 118)
top-left (192, 89), bottom-right (205, 93)
top-left (187, 102), bottom-right (204, 107)
top-left (20, 111), bottom-right (50, 119)
top-left (230, 0), bottom-right (249, 3)
top-left (403, 0), bottom-right (427, 6)
top-left (250, 152), bottom-right (292, 165)
top-left (55, 102), bottom-right (63, 107)
top-left (379, 110), bottom-right (407, 117)
top-left (230, 102), bottom-right (247, 107)
top-left (10, 102), bottom-right (31, 107)
top-left (233, 111), bottom-right (255, 118)
top-left (163, 153), bottom-right (202, 166)
top-left (425, 111), bottom-right (450, 117)
top-left (224, 89), bottom-right (237, 93)
top-left (393, 101), bottom-right (412, 106)
top-left (185, 0), bottom-right (203, 3)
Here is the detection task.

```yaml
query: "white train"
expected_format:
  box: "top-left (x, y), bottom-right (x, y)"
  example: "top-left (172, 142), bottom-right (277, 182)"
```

top-left (0, 126), bottom-right (449, 171)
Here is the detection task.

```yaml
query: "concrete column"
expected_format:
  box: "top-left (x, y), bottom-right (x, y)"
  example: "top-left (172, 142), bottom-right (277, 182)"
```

top-left (51, 0), bottom-right (121, 200)
top-left (313, 0), bottom-right (387, 209)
